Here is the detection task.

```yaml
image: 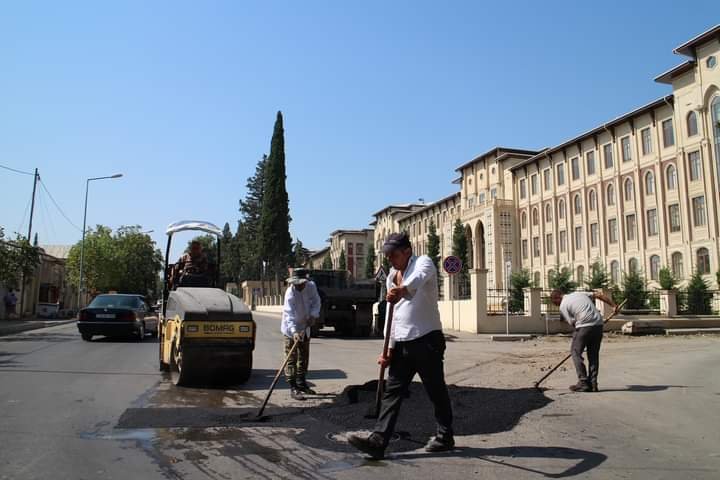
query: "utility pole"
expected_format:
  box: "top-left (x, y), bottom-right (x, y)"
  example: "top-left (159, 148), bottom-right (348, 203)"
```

top-left (19, 168), bottom-right (39, 318)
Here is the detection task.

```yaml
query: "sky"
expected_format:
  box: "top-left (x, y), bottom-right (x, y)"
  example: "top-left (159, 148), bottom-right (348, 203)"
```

top-left (1, 0), bottom-right (718, 261)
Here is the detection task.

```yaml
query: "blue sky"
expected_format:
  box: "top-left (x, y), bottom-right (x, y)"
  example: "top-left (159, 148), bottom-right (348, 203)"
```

top-left (1, 1), bottom-right (718, 260)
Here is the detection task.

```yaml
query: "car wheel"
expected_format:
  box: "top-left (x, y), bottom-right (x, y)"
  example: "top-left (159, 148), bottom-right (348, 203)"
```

top-left (81, 333), bottom-right (93, 342)
top-left (136, 323), bottom-right (145, 342)
top-left (170, 346), bottom-right (188, 386)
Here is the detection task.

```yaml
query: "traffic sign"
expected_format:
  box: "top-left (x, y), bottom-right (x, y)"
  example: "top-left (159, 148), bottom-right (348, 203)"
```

top-left (443, 255), bottom-right (463, 275)
top-left (375, 267), bottom-right (387, 283)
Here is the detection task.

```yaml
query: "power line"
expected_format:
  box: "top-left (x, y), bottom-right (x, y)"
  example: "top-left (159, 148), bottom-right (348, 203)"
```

top-left (39, 179), bottom-right (83, 232)
top-left (16, 195), bottom-right (32, 236)
top-left (0, 163), bottom-right (34, 176)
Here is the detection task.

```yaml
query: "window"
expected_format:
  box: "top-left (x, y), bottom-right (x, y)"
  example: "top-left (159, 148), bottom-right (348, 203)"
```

top-left (629, 258), bottom-right (639, 274)
top-left (558, 199), bottom-right (566, 219)
top-left (531, 174), bottom-right (538, 195)
top-left (707, 56), bottom-right (717, 69)
top-left (574, 194), bottom-right (582, 215)
top-left (692, 196), bottom-right (706, 227)
top-left (671, 252), bottom-right (683, 279)
top-left (687, 111), bottom-right (698, 137)
top-left (590, 223), bottom-right (599, 248)
top-left (645, 171), bottom-right (655, 195)
top-left (522, 239), bottom-right (528, 259)
top-left (521, 211), bottom-right (527, 229)
top-left (357, 243), bottom-right (364, 255)
top-left (697, 248), bottom-right (710, 274)
top-left (532, 208), bottom-right (539, 226)
top-left (626, 214), bottom-right (637, 241)
top-left (688, 151), bottom-right (702, 181)
top-left (543, 169), bottom-right (551, 191)
top-left (588, 189), bottom-right (597, 211)
top-left (576, 266), bottom-right (585, 284)
top-left (607, 183), bottom-right (615, 206)
top-left (603, 144), bottom-right (613, 169)
top-left (491, 188), bottom-right (497, 199)
top-left (545, 234), bottom-right (553, 255)
top-left (608, 218), bottom-right (618, 243)
top-left (575, 226), bottom-right (583, 249)
top-left (533, 237), bottom-right (540, 257)
top-left (667, 204), bottom-right (680, 232)
top-left (641, 127), bottom-right (652, 155)
top-left (621, 136), bottom-right (632, 162)
top-left (666, 165), bottom-right (677, 190)
top-left (647, 209), bottom-right (658, 236)
top-left (545, 203), bottom-right (552, 223)
top-left (571, 157), bottom-right (580, 180)
top-left (611, 261), bottom-right (620, 284)
top-left (662, 119), bottom-right (674, 148)
top-left (586, 151), bottom-right (596, 175)
top-left (559, 230), bottom-right (567, 253)
top-left (479, 192), bottom-right (485, 203)
top-left (624, 178), bottom-right (634, 201)
top-left (556, 163), bottom-right (565, 185)
top-left (650, 255), bottom-right (661, 281)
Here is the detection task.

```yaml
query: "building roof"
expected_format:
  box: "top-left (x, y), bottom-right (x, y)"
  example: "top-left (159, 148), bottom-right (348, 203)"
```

top-left (673, 24), bottom-right (720, 58)
top-left (40, 245), bottom-right (73, 260)
top-left (329, 228), bottom-right (375, 237)
top-left (454, 147), bottom-right (540, 172)
top-left (511, 95), bottom-right (674, 172)
top-left (371, 203), bottom-right (425, 217)
top-left (654, 60), bottom-right (696, 84)
top-left (308, 246), bottom-right (330, 259)
top-left (397, 192), bottom-right (461, 222)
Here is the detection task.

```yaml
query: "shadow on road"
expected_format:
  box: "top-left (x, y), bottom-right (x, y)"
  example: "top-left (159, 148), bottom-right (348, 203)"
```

top-left (597, 384), bottom-right (694, 393)
top-left (0, 332), bottom-right (78, 343)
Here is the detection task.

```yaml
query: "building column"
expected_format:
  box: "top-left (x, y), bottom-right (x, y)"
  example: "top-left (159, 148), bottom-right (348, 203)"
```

top-left (471, 269), bottom-right (488, 333)
top-left (660, 290), bottom-right (677, 317)
top-left (523, 287), bottom-right (542, 320)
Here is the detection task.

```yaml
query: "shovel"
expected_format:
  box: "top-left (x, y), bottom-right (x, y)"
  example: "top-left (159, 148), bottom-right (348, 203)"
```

top-left (255, 335), bottom-right (301, 419)
top-left (365, 303), bottom-right (394, 419)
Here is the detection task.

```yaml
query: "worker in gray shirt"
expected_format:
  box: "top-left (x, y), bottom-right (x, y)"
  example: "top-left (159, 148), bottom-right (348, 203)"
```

top-left (550, 290), bottom-right (619, 392)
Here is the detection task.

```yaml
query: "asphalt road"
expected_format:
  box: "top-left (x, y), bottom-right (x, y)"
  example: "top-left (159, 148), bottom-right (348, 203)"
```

top-left (0, 312), bottom-right (718, 479)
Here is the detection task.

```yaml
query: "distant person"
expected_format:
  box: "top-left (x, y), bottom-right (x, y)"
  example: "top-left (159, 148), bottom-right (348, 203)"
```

top-left (4, 289), bottom-right (17, 319)
top-left (550, 290), bottom-right (619, 392)
top-left (177, 240), bottom-right (209, 276)
top-left (281, 268), bottom-right (321, 400)
top-left (348, 232), bottom-right (454, 460)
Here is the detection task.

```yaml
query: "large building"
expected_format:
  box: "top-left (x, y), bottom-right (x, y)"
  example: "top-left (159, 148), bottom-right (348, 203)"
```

top-left (328, 229), bottom-right (375, 280)
top-left (373, 25), bottom-right (720, 290)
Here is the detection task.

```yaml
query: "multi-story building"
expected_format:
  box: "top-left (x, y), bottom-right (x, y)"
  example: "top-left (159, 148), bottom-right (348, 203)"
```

top-left (397, 193), bottom-right (461, 260)
top-left (328, 229), bottom-right (375, 280)
top-left (371, 204), bottom-right (425, 268)
top-left (307, 247), bottom-right (330, 269)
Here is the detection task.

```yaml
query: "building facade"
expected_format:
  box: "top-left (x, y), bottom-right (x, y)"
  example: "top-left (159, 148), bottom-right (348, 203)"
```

top-left (328, 229), bottom-right (375, 280)
top-left (371, 204), bottom-right (425, 269)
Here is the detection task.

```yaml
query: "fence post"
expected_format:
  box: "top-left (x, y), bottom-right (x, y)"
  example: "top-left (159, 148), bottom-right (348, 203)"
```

top-left (442, 272), bottom-right (451, 302)
top-left (595, 288), bottom-right (614, 317)
top-left (471, 269), bottom-right (488, 333)
top-left (524, 287), bottom-right (541, 320)
top-left (660, 290), bottom-right (677, 317)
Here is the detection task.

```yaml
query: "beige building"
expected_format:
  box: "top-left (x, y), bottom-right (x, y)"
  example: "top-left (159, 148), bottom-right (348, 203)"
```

top-left (328, 229), bottom-right (375, 280)
top-left (371, 204), bottom-right (425, 269)
top-left (307, 247), bottom-right (330, 269)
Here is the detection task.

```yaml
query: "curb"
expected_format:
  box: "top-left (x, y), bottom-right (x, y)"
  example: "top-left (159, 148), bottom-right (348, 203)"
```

top-left (0, 320), bottom-right (76, 337)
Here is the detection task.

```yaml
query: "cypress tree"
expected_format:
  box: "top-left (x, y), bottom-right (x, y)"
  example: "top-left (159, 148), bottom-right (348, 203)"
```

top-left (427, 220), bottom-right (441, 271)
top-left (365, 246), bottom-right (376, 279)
top-left (451, 219), bottom-right (468, 273)
top-left (322, 252), bottom-right (332, 270)
top-left (338, 249), bottom-right (347, 271)
top-left (686, 270), bottom-right (711, 314)
top-left (622, 270), bottom-right (647, 310)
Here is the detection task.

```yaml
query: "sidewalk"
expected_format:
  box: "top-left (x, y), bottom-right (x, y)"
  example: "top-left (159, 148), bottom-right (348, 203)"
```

top-left (0, 318), bottom-right (76, 337)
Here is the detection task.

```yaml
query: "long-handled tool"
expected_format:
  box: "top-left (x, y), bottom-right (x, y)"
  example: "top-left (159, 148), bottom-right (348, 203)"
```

top-left (255, 335), bottom-right (301, 419)
top-left (533, 299), bottom-right (627, 390)
top-left (365, 303), bottom-right (395, 419)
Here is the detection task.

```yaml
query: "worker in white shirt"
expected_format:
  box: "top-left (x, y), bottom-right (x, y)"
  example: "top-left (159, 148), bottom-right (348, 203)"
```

top-left (348, 232), bottom-right (454, 459)
top-left (281, 268), bottom-right (321, 400)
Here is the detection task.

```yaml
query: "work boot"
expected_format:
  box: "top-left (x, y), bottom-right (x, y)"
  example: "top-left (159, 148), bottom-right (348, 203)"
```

top-left (569, 380), bottom-right (592, 392)
top-left (297, 377), bottom-right (317, 395)
top-left (347, 432), bottom-right (385, 460)
top-left (591, 382), bottom-right (599, 392)
top-left (425, 435), bottom-right (455, 453)
top-left (290, 388), bottom-right (306, 401)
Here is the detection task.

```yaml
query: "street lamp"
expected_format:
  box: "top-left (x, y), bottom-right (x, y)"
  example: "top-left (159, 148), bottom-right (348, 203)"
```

top-left (77, 173), bottom-right (123, 309)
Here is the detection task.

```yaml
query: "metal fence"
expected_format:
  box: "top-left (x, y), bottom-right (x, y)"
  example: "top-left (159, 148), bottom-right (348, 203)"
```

top-left (487, 289), bottom-right (508, 314)
top-left (540, 290), bottom-right (560, 315)
top-left (452, 274), bottom-right (471, 300)
top-left (619, 290), bottom-right (661, 314)
top-left (677, 290), bottom-right (720, 315)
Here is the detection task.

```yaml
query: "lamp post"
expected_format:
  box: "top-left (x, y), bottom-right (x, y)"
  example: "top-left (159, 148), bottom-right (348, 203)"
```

top-left (77, 174), bottom-right (123, 310)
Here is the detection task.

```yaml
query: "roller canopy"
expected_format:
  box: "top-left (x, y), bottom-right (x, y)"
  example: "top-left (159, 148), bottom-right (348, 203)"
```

top-left (166, 220), bottom-right (223, 237)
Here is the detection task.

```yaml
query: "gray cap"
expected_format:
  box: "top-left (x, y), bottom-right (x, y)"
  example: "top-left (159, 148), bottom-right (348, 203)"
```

top-left (382, 232), bottom-right (411, 254)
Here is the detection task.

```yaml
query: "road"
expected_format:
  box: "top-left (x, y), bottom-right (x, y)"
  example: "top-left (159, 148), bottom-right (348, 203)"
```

top-left (0, 312), bottom-right (718, 479)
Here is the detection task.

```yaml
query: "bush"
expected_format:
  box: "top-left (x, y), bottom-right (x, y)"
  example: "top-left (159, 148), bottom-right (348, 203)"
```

top-left (508, 269), bottom-right (531, 313)
top-left (622, 270), bottom-right (648, 310)
top-left (548, 267), bottom-right (576, 293)
top-left (686, 270), bottom-right (711, 315)
top-left (658, 266), bottom-right (677, 290)
top-left (585, 262), bottom-right (610, 290)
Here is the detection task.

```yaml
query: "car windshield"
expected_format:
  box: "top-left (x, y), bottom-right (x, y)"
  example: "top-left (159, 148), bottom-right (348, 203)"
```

top-left (88, 295), bottom-right (141, 309)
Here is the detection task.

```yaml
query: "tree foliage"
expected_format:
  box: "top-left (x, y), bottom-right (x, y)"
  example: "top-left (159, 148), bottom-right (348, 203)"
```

top-left (291, 239), bottom-right (310, 267)
top-left (621, 269), bottom-right (647, 310)
top-left (585, 261), bottom-right (610, 290)
top-left (427, 220), bottom-right (440, 271)
top-left (0, 227), bottom-right (41, 289)
top-left (548, 267), bottom-right (576, 293)
top-left (365, 246), bottom-right (376, 279)
top-left (658, 266), bottom-right (677, 291)
top-left (322, 252), bottom-right (332, 270)
top-left (451, 219), bottom-right (469, 273)
top-left (509, 269), bottom-right (532, 313)
top-left (685, 270), bottom-right (711, 314)
top-left (338, 248), bottom-right (347, 271)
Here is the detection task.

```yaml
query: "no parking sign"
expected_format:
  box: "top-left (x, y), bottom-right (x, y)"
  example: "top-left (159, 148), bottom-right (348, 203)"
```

top-left (443, 255), bottom-right (463, 275)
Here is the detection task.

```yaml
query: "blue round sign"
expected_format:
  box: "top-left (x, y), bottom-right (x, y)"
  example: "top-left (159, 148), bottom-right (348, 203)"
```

top-left (443, 255), bottom-right (462, 275)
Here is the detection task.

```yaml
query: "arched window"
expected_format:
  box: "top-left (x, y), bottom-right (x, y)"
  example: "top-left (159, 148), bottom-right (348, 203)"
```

top-left (576, 265), bottom-right (585, 284)
top-left (666, 164), bottom-right (677, 190)
top-left (697, 247), bottom-right (710, 274)
top-left (574, 194), bottom-right (582, 214)
top-left (607, 183), bottom-right (615, 206)
top-left (521, 211), bottom-right (527, 229)
top-left (610, 260), bottom-right (620, 284)
top-left (629, 258), bottom-right (639, 274)
top-left (687, 111), bottom-right (698, 137)
top-left (545, 203), bottom-right (552, 223)
top-left (532, 208), bottom-right (539, 226)
top-left (558, 199), bottom-right (566, 219)
top-left (624, 178), bottom-right (634, 201)
top-left (650, 255), bottom-right (661, 281)
top-left (645, 171), bottom-right (655, 195)
top-left (588, 189), bottom-right (597, 211)
top-left (671, 252), bottom-right (683, 279)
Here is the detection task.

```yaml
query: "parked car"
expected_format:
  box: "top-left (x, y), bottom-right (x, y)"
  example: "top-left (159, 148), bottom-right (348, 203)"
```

top-left (77, 294), bottom-right (158, 342)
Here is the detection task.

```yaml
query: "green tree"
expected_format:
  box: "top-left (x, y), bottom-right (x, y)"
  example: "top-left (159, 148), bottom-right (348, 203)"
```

top-left (66, 226), bottom-right (116, 294)
top-left (686, 270), bottom-right (711, 314)
top-left (0, 227), bottom-right (41, 289)
top-left (220, 222), bottom-right (242, 285)
top-left (658, 266), bottom-right (677, 290)
top-left (509, 269), bottom-right (532, 313)
top-left (322, 252), bottom-right (333, 270)
top-left (621, 269), bottom-right (647, 310)
top-left (451, 219), bottom-right (469, 273)
top-left (382, 256), bottom-right (390, 274)
top-left (427, 220), bottom-right (441, 270)
top-left (185, 235), bottom-right (217, 267)
top-left (291, 239), bottom-right (310, 267)
top-left (338, 249), bottom-right (347, 271)
top-left (548, 267), bottom-right (577, 293)
top-left (585, 261), bottom-right (610, 290)
top-left (237, 155), bottom-right (267, 281)
top-left (365, 246), bottom-right (376, 279)
top-left (259, 112), bottom-right (293, 283)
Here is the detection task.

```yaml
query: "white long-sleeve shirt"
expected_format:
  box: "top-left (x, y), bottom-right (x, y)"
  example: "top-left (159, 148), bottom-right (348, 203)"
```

top-left (386, 255), bottom-right (442, 347)
top-left (281, 281), bottom-right (322, 338)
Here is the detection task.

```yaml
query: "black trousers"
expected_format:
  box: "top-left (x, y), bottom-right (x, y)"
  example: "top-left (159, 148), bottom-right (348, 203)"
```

top-left (571, 325), bottom-right (604, 385)
top-left (373, 330), bottom-right (453, 445)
